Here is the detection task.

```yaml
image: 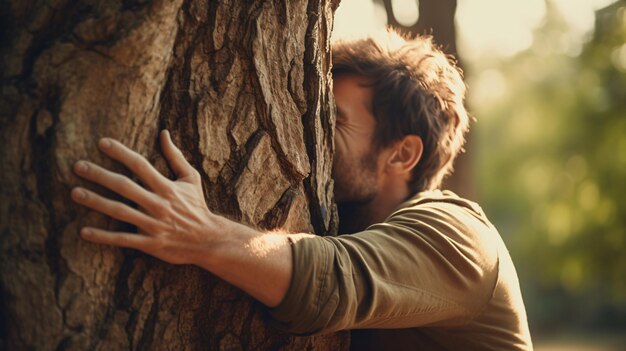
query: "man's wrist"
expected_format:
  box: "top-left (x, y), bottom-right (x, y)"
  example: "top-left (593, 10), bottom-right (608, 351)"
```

top-left (188, 214), bottom-right (294, 306)
top-left (192, 213), bottom-right (240, 271)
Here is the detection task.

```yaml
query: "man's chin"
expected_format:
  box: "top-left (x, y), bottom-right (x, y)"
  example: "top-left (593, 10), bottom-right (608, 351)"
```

top-left (334, 193), bottom-right (376, 207)
top-left (333, 181), bottom-right (377, 205)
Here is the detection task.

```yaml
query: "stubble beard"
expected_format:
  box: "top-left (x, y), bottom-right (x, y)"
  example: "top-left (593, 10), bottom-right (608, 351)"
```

top-left (332, 149), bottom-right (379, 234)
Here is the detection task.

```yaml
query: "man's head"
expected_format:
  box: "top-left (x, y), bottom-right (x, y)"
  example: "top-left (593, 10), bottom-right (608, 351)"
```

top-left (331, 30), bottom-right (469, 203)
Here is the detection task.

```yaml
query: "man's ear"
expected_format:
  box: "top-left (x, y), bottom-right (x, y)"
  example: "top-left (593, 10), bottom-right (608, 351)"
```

top-left (385, 135), bottom-right (423, 176)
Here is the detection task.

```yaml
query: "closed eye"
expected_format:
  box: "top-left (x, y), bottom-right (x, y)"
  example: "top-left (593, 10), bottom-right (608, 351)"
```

top-left (336, 107), bottom-right (347, 124)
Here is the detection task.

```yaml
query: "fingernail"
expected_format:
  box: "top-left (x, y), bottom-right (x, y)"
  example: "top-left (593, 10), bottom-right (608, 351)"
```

top-left (99, 138), bottom-right (112, 149)
top-left (81, 228), bottom-right (92, 236)
top-left (75, 161), bottom-right (88, 173)
top-left (73, 188), bottom-right (86, 200)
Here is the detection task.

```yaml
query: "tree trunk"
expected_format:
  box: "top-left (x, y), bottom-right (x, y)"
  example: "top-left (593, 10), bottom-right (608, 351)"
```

top-left (0, 0), bottom-right (348, 349)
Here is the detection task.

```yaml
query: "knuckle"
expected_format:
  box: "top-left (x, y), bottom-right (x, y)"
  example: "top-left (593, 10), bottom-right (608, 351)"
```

top-left (142, 222), bottom-right (159, 235)
top-left (110, 204), bottom-right (125, 219)
top-left (87, 163), bottom-right (98, 176)
top-left (130, 155), bottom-right (148, 171)
top-left (141, 218), bottom-right (163, 234)
top-left (152, 201), bottom-right (170, 218)
top-left (161, 185), bottom-right (176, 198)
top-left (117, 176), bottom-right (134, 192)
top-left (149, 236), bottom-right (167, 252)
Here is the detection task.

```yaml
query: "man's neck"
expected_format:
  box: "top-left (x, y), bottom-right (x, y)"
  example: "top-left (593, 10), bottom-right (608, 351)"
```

top-left (337, 201), bottom-right (376, 234)
top-left (337, 181), bottom-right (412, 234)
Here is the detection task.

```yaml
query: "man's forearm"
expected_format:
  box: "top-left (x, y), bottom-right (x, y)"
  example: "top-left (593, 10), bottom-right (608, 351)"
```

top-left (197, 216), bottom-right (312, 307)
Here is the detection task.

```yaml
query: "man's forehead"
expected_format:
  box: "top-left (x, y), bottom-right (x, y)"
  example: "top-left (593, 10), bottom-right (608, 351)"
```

top-left (334, 74), bottom-right (375, 113)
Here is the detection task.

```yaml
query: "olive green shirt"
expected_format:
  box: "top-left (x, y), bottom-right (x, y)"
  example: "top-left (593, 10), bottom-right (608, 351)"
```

top-left (268, 190), bottom-right (532, 350)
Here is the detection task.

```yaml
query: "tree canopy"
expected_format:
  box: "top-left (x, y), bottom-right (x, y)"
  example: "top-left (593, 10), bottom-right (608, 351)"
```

top-left (472, 1), bottom-right (626, 332)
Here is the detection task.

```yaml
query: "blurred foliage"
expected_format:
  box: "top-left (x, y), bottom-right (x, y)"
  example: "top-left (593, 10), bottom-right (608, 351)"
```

top-left (472, 0), bottom-right (626, 332)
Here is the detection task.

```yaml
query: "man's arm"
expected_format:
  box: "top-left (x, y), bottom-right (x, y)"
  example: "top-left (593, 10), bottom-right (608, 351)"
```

top-left (71, 130), bottom-right (307, 307)
top-left (72, 131), bottom-right (499, 335)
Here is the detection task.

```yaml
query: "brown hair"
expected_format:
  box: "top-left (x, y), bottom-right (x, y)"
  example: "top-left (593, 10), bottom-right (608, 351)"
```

top-left (332, 30), bottom-right (470, 193)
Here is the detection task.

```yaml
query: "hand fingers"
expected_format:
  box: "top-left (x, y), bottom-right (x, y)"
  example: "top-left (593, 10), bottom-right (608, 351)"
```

top-left (71, 187), bottom-right (161, 233)
top-left (73, 160), bottom-right (160, 213)
top-left (98, 138), bottom-right (169, 192)
top-left (160, 130), bottom-right (198, 180)
top-left (80, 226), bottom-right (152, 250)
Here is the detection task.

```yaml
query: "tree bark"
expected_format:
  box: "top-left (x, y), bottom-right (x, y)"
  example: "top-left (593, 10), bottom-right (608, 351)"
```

top-left (0, 0), bottom-right (348, 349)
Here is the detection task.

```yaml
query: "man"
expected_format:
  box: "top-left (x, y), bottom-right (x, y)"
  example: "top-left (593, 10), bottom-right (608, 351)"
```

top-left (71, 31), bottom-right (532, 349)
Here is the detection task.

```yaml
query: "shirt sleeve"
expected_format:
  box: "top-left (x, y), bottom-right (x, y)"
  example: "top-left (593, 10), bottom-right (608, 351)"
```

top-left (266, 200), bottom-right (500, 335)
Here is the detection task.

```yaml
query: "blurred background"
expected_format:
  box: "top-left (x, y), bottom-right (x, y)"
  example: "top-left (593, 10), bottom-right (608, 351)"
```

top-left (333, 0), bottom-right (626, 349)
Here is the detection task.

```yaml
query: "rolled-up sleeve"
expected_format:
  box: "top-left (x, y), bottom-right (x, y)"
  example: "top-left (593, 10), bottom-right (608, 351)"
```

top-left (267, 199), bottom-right (500, 335)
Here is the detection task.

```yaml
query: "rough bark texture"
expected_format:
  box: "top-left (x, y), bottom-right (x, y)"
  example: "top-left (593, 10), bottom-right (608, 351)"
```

top-left (0, 0), bottom-right (348, 349)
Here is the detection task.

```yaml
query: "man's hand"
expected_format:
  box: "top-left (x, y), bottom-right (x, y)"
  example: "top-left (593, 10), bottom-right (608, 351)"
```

top-left (71, 130), bottom-right (218, 266)
top-left (71, 130), bottom-right (296, 307)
